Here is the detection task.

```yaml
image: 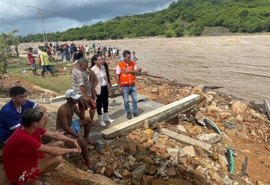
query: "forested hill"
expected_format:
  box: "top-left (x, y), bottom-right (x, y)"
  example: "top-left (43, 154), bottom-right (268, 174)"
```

top-left (20, 0), bottom-right (270, 42)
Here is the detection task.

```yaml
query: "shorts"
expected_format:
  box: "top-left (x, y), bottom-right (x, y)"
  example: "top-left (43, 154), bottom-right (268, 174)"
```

top-left (31, 63), bottom-right (36, 69)
top-left (17, 167), bottom-right (41, 185)
top-left (71, 119), bottom-right (80, 134)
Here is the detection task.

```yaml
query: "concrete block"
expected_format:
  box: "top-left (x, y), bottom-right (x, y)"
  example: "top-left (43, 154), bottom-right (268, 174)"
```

top-left (102, 94), bottom-right (200, 139)
top-left (160, 128), bottom-right (212, 152)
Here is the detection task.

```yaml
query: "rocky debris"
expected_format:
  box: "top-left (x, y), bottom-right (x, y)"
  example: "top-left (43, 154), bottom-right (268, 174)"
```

top-left (73, 84), bottom-right (270, 184)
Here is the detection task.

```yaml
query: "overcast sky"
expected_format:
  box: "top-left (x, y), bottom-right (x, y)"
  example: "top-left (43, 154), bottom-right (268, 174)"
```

top-left (0, 0), bottom-right (174, 36)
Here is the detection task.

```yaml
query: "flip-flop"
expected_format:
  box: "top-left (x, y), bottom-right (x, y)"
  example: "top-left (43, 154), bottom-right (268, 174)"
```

top-left (86, 138), bottom-right (97, 145)
top-left (86, 165), bottom-right (96, 173)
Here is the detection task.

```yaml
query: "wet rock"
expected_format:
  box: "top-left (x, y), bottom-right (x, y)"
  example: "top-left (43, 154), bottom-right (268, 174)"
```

top-left (166, 166), bottom-right (176, 177)
top-left (147, 165), bottom-right (157, 175)
top-left (141, 139), bottom-right (154, 150)
top-left (223, 176), bottom-right (234, 185)
top-left (182, 146), bottom-right (196, 158)
top-left (167, 148), bottom-right (181, 165)
top-left (141, 175), bottom-right (153, 185)
top-left (206, 101), bottom-right (221, 114)
top-left (100, 167), bottom-right (106, 175)
top-left (129, 141), bottom-right (137, 154)
top-left (177, 124), bottom-right (187, 133)
top-left (192, 169), bottom-right (206, 183)
top-left (197, 133), bottom-right (222, 144)
top-left (114, 148), bottom-right (124, 157)
top-left (178, 164), bottom-right (187, 174)
top-left (186, 125), bottom-right (203, 134)
top-left (219, 112), bottom-right (231, 120)
top-left (132, 164), bottom-right (146, 181)
top-left (153, 141), bottom-right (166, 149)
top-left (128, 156), bottom-right (136, 169)
top-left (121, 169), bottom-right (131, 178)
top-left (104, 166), bottom-right (114, 177)
top-left (114, 170), bottom-right (123, 179)
top-left (231, 100), bottom-right (247, 115)
top-left (224, 120), bottom-right (237, 129)
top-left (209, 170), bottom-right (223, 184)
top-left (151, 87), bottom-right (159, 94)
top-left (127, 133), bottom-right (140, 142)
top-left (195, 111), bottom-right (206, 126)
top-left (218, 154), bottom-right (228, 171)
top-left (256, 180), bottom-right (268, 185)
top-left (138, 135), bottom-right (148, 144)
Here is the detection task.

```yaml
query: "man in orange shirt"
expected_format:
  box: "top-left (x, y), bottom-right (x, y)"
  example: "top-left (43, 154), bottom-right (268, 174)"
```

top-left (116, 50), bottom-right (142, 119)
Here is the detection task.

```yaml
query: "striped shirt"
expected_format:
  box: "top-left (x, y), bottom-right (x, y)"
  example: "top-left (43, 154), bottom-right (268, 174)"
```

top-left (71, 67), bottom-right (91, 96)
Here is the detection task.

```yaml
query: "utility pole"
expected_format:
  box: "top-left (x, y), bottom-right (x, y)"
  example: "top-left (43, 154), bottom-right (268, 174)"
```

top-left (0, 17), bottom-right (9, 33)
top-left (25, 5), bottom-right (47, 43)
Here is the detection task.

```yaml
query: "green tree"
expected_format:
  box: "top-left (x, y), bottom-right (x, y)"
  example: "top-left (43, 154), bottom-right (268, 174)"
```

top-left (0, 31), bottom-right (19, 74)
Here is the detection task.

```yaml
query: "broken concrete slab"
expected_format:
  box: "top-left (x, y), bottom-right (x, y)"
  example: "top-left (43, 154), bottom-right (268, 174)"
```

top-left (102, 94), bottom-right (200, 139)
top-left (263, 99), bottom-right (270, 120)
top-left (50, 95), bottom-right (66, 103)
top-left (160, 128), bottom-right (212, 152)
top-left (197, 133), bottom-right (222, 144)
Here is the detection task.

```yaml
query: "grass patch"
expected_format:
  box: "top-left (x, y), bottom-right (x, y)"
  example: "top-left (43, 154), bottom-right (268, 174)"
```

top-left (7, 57), bottom-right (72, 95)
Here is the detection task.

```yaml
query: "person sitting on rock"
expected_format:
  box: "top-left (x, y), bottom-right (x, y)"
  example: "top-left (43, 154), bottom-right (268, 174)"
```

top-left (0, 86), bottom-right (46, 146)
top-left (3, 108), bottom-right (81, 185)
top-left (56, 89), bottom-right (96, 172)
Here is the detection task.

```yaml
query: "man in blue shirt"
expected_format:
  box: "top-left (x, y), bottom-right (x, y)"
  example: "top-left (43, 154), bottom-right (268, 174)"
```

top-left (0, 86), bottom-right (46, 144)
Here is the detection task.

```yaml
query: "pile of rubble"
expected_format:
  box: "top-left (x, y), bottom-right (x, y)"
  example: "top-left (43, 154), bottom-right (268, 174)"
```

top-left (65, 86), bottom-right (270, 185)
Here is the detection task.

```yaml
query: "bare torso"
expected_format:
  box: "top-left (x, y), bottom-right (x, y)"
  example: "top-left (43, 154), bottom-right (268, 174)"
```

top-left (56, 102), bottom-right (76, 130)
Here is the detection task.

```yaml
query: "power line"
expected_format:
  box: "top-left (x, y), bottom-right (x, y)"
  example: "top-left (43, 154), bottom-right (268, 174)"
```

top-left (25, 5), bottom-right (47, 43)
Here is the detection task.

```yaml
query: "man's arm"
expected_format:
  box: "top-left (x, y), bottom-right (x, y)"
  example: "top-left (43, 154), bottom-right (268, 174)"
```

top-left (126, 65), bottom-right (142, 75)
top-left (44, 130), bottom-right (81, 152)
top-left (36, 104), bottom-right (47, 113)
top-left (116, 74), bottom-right (122, 94)
top-left (116, 65), bottom-right (122, 93)
top-left (38, 144), bottom-right (80, 156)
top-left (89, 71), bottom-right (96, 99)
top-left (74, 103), bottom-right (85, 119)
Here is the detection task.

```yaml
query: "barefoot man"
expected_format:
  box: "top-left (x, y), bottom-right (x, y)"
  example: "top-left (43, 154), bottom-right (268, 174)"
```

top-left (56, 89), bottom-right (95, 171)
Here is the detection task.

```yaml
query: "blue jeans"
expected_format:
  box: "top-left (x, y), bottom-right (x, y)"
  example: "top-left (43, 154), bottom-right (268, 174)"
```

top-left (122, 86), bottom-right (137, 114)
top-left (41, 65), bottom-right (54, 76)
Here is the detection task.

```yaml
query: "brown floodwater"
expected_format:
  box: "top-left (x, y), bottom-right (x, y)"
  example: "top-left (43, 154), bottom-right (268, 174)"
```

top-left (20, 35), bottom-right (270, 102)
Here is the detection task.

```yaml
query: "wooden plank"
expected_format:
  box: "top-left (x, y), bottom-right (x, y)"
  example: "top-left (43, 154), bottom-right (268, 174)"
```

top-left (263, 99), bottom-right (270, 120)
top-left (160, 128), bottom-right (212, 151)
top-left (102, 94), bottom-right (201, 139)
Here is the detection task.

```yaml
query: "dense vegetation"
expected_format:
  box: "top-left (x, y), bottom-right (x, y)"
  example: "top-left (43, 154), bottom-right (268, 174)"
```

top-left (20, 0), bottom-right (270, 42)
top-left (0, 32), bottom-right (19, 74)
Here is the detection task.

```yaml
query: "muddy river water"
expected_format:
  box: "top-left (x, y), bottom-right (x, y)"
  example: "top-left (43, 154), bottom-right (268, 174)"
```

top-left (21, 35), bottom-right (270, 102)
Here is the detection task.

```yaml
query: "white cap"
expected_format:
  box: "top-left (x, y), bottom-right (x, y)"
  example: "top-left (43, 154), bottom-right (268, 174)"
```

top-left (65, 89), bottom-right (81, 100)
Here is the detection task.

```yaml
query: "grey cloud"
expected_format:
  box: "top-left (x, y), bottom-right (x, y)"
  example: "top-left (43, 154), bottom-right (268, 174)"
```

top-left (0, 0), bottom-right (174, 35)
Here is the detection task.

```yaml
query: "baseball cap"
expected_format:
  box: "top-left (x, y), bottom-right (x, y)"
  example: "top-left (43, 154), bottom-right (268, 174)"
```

top-left (65, 89), bottom-right (81, 100)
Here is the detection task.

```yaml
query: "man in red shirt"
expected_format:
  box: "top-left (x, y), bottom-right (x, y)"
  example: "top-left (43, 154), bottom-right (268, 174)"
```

top-left (3, 109), bottom-right (81, 185)
top-left (27, 47), bottom-right (38, 76)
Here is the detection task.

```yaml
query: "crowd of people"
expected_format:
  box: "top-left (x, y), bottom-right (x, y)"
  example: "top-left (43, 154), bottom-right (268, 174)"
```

top-left (0, 44), bottom-right (142, 184)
